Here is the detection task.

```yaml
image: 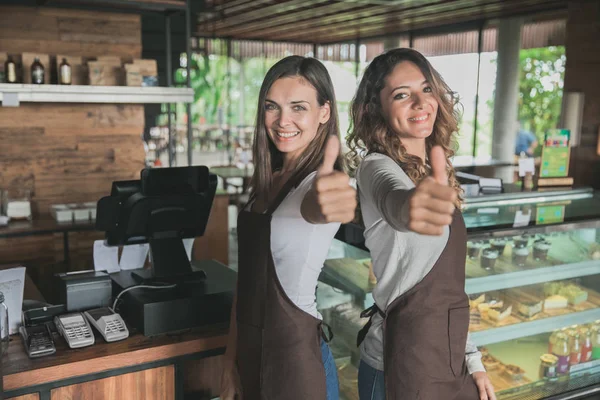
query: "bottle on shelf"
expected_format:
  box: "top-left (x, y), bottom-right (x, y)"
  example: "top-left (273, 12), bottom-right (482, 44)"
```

top-left (553, 332), bottom-right (570, 374)
top-left (591, 321), bottom-right (600, 360)
top-left (549, 329), bottom-right (560, 353)
top-left (567, 328), bottom-right (582, 366)
top-left (31, 57), bottom-right (45, 84)
top-left (4, 56), bottom-right (18, 83)
top-left (579, 326), bottom-right (593, 363)
top-left (59, 58), bottom-right (71, 85)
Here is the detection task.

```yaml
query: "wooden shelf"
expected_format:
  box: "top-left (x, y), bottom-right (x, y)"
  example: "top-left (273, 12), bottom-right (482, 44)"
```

top-left (0, 84), bottom-right (193, 105)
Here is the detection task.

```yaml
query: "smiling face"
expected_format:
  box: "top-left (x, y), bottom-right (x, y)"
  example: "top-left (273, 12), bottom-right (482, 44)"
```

top-left (264, 76), bottom-right (331, 165)
top-left (379, 61), bottom-right (439, 151)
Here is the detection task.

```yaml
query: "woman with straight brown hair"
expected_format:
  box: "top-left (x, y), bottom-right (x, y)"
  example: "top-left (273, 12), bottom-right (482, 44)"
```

top-left (220, 55), bottom-right (356, 400)
top-left (347, 48), bottom-right (495, 400)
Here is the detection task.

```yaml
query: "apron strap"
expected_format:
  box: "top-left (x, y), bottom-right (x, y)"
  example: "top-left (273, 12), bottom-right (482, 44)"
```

top-left (356, 304), bottom-right (385, 347)
top-left (319, 321), bottom-right (334, 343)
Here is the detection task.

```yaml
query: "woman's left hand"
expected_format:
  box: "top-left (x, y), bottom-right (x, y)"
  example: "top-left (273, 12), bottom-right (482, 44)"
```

top-left (472, 371), bottom-right (496, 400)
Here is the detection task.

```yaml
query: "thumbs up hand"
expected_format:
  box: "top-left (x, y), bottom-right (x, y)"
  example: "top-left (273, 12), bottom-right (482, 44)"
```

top-left (303, 135), bottom-right (357, 224)
top-left (406, 146), bottom-right (457, 236)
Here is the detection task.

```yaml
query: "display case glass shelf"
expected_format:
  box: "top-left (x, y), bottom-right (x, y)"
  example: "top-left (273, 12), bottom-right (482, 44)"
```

top-left (318, 189), bottom-right (600, 400)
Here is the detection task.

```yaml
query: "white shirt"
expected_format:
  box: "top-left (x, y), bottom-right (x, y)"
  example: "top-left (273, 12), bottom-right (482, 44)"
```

top-left (266, 171), bottom-right (341, 319)
top-left (356, 153), bottom-right (484, 374)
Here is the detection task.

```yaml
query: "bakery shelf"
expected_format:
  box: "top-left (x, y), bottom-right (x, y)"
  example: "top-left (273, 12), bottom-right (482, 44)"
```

top-left (0, 84), bottom-right (194, 105)
top-left (470, 308), bottom-right (600, 346)
top-left (485, 333), bottom-right (600, 400)
top-left (466, 260), bottom-right (600, 294)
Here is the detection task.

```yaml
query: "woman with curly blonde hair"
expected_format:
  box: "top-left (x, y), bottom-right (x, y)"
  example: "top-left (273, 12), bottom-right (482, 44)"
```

top-left (348, 48), bottom-right (495, 400)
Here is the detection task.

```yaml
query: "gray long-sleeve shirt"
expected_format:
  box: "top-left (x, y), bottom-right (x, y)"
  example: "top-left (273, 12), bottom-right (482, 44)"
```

top-left (356, 152), bottom-right (485, 374)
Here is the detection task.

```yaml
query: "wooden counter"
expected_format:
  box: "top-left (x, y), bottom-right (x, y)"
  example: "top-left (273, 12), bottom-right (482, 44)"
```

top-left (0, 262), bottom-right (233, 400)
top-left (3, 324), bottom-right (228, 400)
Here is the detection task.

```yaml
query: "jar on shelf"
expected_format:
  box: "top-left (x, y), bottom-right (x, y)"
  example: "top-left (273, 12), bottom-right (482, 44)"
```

top-left (553, 332), bottom-right (570, 374)
top-left (539, 354), bottom-right (558, 379)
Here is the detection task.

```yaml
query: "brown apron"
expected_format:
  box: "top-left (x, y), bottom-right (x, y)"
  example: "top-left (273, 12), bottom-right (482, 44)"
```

top-left (358, 210), bottom-right (479, 400)
top-left (235, 177), bottom-right (330, 400)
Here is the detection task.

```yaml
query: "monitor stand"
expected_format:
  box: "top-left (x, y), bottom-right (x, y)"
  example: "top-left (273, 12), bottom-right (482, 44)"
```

top-left (130, 237), bottom-right (207, 285)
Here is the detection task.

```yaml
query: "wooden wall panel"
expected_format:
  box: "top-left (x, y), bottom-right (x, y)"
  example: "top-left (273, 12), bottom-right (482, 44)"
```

top-left (0, 6), bottom-right (141, 58)
top-left (0, 6), bottom-right (145, 270)
top-left (50, 365), bottom-right (175, 400)
top-left (7, 394), bottom-right (40, 400)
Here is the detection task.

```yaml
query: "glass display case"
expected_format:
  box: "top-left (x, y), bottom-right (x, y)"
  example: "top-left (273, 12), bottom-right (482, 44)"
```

top-left (317, 188), bottom-right (600, 400)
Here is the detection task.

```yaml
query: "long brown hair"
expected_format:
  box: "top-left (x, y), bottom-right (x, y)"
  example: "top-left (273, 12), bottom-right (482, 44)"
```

top-left (346, 48), bottom-right (463, 204)
top-left (250, 56), bottom-right (343, 201)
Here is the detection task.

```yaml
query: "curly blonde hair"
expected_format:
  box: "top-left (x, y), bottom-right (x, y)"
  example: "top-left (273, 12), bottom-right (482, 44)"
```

top-left (346, 48), bottom-right (463, 206)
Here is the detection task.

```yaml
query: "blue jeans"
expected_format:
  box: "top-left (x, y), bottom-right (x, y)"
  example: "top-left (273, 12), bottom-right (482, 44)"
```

top-left (358, 360), bottom-right (386, 400)
top-left (321, 339), bottom-right (340, 400)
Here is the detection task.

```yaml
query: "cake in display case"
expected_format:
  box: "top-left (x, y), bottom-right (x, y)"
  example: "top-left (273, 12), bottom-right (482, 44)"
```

top-left (318, 188), bottom-right (600, 400)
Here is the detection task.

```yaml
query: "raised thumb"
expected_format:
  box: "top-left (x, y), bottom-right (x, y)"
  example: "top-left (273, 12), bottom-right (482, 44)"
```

top-left (429, 145), bottom-right (448, 186)
top-left (318, 135), bottom-right (340, 177)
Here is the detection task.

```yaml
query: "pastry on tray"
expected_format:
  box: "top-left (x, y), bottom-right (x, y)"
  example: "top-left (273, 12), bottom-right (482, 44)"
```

top-left (469, 309), bottom-right (481, 326)
top-left (558, 284), bottom-right (588, 305)
top-left (481, 354), bottom-right (500, 370)
top-left (504, 288), bottom-right (543, 318)
top-left (469, 293), bottom-right (486, 308)
top-left (487, 305), bottom-right (512, 322)
top-left (503, 364), bottom-right (525, 381)
top-left (544, 282), bottom-right (563, 297)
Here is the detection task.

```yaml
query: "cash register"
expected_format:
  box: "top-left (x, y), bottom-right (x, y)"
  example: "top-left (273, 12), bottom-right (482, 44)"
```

top-left (95, 166), bottom-right (235, 336)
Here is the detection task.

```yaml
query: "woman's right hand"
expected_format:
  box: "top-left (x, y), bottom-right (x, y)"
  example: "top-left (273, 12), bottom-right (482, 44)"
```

top-left (220, 359), bottom-right (242, 400)
top-left (407, 146), bottom-right (457, 236)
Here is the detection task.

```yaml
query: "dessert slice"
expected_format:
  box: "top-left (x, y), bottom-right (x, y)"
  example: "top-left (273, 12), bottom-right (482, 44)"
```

top-left (544, 294), bottom-right (568, 310)
top-left (487, 305), bottom-right (513, 322)
top-left (504, 288), bottom-right (543, 318)
top-left (558, 284), bottom-right (588, 305)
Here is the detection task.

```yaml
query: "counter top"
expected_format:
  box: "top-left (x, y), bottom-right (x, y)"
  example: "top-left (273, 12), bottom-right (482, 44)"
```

top-left (2, 323), bottom-right (228, 391)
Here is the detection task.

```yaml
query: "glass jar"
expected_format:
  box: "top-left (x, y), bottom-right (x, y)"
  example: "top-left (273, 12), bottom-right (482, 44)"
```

top-left (0, 291), bottom-right (9, 356)
top-left (553, 332), bottom-right (570, 374)
top-left (539, 354), bottom-right (558, 379)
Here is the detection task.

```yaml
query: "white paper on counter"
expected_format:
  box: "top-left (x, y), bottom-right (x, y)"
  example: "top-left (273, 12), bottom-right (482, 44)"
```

top-left (0, 266), bottom-right (25, 335)
top-left (518, 157), bottom-right (536, 177)
top-left (119, 244), bottom-right (149, 270)
top-left (93, 240), bottom-right (120, 273)
top-left (513, 210), bottom-right (532, 228)
top-left (183, 238), bottom-right (195, 261)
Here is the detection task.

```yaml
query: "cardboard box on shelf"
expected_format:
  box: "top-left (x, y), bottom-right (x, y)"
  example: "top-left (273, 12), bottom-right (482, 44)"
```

top-left (22, 53), bottom-right (50, 84)
top-left (124, 63), bottom-right (143, 86)
top-left (132, 59), bottom-right (157, 76)
top-left (88, 60), bottom-right (123, 86)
